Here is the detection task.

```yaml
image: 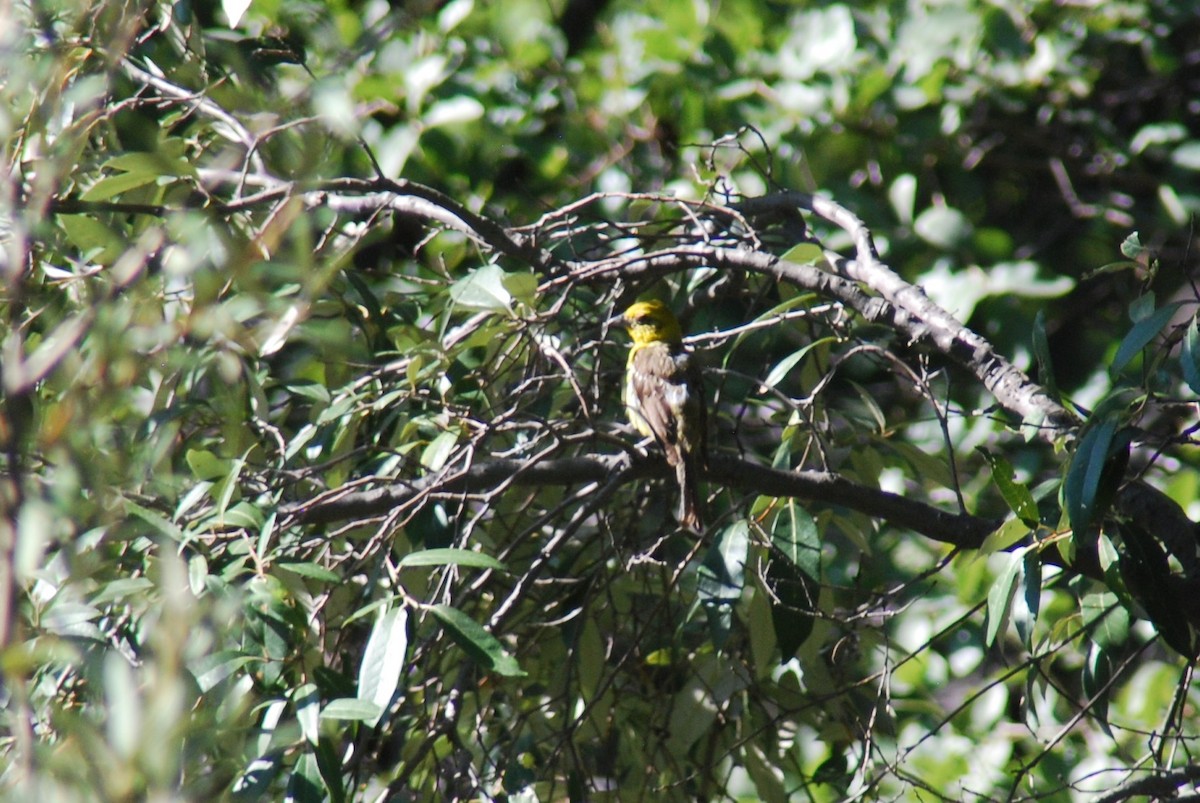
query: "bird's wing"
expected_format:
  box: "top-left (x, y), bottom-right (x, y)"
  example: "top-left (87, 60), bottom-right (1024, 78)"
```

top-left (629, 344), bottom-right (684, 457)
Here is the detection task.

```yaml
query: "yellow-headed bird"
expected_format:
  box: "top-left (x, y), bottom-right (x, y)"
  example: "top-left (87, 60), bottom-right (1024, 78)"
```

top-left (611, 300), bottom-right (707, 529)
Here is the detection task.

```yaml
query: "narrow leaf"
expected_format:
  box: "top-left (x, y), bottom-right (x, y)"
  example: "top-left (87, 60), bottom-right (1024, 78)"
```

top-left (397, 548), bottom-right (505, 570)
top-left (292, 684), bottom-right (320, 746)
top-left (1064, 418), bottom-right (1117, 536)
top-left (1110, 301), bottom-right (1181, 375)
top-left (430, 604), bottom-right (526, 677)
top-left (978, 517), bottom-right (1032, 557)
top-left (1031, 310), bottom-right (1058, 400)
top-left (698, 521), bottom-right (750, 649)
top-left (698, 521), bottom-right (750, 604)
top-left (768, 503), bottom-right (821, 657)
top-left (978, 448), bottom-right (1039, 526)
top-left (1012, 549), bottom-right (1042, 649)
top-left (1118, 521), bottom-right (1196, 657)
top-left (357, 606), bottom-right (409, 727)
top-left (985, 551), bottom-right (1023, 648)
top-left (277, 562), bottom-right (341, 583)
top-left (319, 698), bottom-right (383, 721)
top-left (1181, 314), bottom-right (1200, 395)
top-left (1082, 642), bottom-right (1114, 738)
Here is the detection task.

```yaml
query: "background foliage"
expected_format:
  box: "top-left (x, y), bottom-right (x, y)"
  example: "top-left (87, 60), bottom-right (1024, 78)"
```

top-left (3, 0), bottom-right (1200, 800)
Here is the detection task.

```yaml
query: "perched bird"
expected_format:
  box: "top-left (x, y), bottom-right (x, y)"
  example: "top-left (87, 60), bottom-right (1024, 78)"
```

top-left (610, 300), bottom-right (707, 529)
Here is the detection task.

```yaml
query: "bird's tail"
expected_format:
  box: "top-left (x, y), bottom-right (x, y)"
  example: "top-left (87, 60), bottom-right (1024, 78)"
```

top-left (676, 453), bottom-right (703, 530)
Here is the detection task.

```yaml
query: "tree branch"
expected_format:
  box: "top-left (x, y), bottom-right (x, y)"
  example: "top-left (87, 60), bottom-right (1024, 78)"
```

top-left (281, 451), bottom-right (998, 549)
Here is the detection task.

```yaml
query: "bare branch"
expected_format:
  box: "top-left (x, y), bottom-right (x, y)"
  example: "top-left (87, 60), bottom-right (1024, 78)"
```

top-left (739, 191), bottom-right (1079, 437)
top-left (1090, 765), bottom-right (1200, 803)
top-left (282, 451), bottom-right (998, 549)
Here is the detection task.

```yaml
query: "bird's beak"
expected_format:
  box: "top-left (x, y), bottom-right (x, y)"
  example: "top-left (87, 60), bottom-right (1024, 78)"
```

top-left (605, 311), bottom-right (628, 329)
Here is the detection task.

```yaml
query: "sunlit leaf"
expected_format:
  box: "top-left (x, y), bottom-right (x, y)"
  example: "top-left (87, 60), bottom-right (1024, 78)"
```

top-left (978, 448), bottom-right (1039, 526)
top-left (357, 606), bottom-right (409, 727)
top-left (430, 604), bottom-right (526, 677)
top-left (985, 551), bottom-right (1023, 648)
top-left (449, 264), bottom-right (513, 312)
top-left (320, 698), bottom-right (384, 721)
top-left (1110, 301), bottom-right (1180, 375)
top-left (397, 548), bottom-right (505, 570)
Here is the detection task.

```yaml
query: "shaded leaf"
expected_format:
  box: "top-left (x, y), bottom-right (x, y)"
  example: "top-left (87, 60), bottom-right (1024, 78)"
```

top-left (1032, 310), bottom-right (1058, 400)
top-left (1181, 314), bottom-right (1200, 395)
top-left (767, 503), bottom-right (821, 657)
top-left (1082, 642), bottom-right (1114, 738)
top-left (698, 520), bottom-right (750, 649)
top-left (1064, 417), bottom-right (1131, 538)
top-left (1117, 521), bottom-right (1195, 657)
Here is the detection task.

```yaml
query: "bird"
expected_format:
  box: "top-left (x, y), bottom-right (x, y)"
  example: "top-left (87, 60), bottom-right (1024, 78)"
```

top-left (610, 299), bottom-right (707, 529)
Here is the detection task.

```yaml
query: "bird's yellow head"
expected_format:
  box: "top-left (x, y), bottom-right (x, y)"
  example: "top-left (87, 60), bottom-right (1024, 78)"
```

top-left (613, 300), bottom-right (684, 346)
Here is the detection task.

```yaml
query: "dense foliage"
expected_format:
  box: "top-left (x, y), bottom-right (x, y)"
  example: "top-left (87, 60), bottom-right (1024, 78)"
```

top-left (3, 0), bottom-right (1200, 800)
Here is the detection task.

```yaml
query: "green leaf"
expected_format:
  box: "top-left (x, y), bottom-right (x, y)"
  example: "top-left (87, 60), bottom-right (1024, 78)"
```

top-left (186, 449), bottom-right (228, 481)
top-left (913, 205), bottom-right (972, 250)
top-left (1117, 521), bottom-right (1195, 657)
top-left (397, 548), bottom-right (505, 570)
top-left (101, 150), bottom-right (198, 179)
top-left (430, 604), bottom-right (526, 677)
top-left (1012, 549), bottom-right (1041, 649)
top-left (449, 264), bottom-right (513, 312)
top-left (59, 214), bottom-right (125, 264)
top-left (1082, 642), bottom-right (1114, 738)
top-left (985, 550), bottom-right (1023, 648)
top-left (1127, 292), bottom-right (1157, 323)
top-left (320, 698), bottom-right (384, 721)
top-left (286, 752), bottom-right (324, 803)
top-left (357, 606), bottom-right (409, 727)
top-left (89, 577), bottom-right (155, 605)
top-left (978, 517), bottom-right (1032, 557)
top-left (698, 520), bottom-right (750, 649)
top-left (1064, 418), bottom-right (1118, 537)
top-left (1081, 592), bottom-right (1129, 651)
top-left (292, 684), bottom-right (321, 746)
top-left (277, 562), bottom-right (341, 583)
top-left (767, 503), bottom-right (820, 657)
top-left (771, 502), bottom-right (820, 579)
top-left (1181, 314), bottom-right (1200, 395)
top-left (978, 448), bottom-right (1039, 525)
top-left (1031, 309), bottom-right (1058, 400)
top-left (420, 430), bottom-right (459, 471)
top-left (190, 651), bottom-right (261, 693)
top-left (1110, 301), bottom-right (1181, 375)
top-left (80, 170), bottom-right (160, 202)
top-left (501, 270), bottom-right (538, 307)
top-left (125, 500), bottom-right (187, 543)
top-left (697, 521), bottom-right (750, 605)
top-left (762, 349), bottom-right (808, 390)
top-left (762, 337), bottom-right (838, 390)
top-left (284, 380), bottom-right (333, 405)
top-left (779, 242), bottom-right (824, 265)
